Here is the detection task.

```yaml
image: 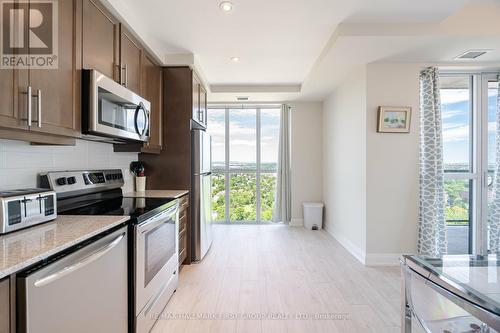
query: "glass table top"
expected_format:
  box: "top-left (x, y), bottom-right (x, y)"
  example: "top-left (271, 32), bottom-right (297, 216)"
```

top-left (404, 254), bottom-right (500, 315)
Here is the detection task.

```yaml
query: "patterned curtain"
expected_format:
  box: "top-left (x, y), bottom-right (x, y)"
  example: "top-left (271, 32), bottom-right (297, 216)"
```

top-left (489, 81), bottom-right (500, 252)
top-left (418, 67), bottom-right (448, 256)
top-left (273, 104), bottom-right (292, 223)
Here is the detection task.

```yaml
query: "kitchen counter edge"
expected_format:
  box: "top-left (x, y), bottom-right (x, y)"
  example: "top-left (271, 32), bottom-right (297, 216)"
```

top-left (0, 215), bottom-right (130, 279)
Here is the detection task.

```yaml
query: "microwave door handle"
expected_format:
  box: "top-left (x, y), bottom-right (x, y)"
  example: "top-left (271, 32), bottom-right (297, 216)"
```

top-left (134, 103), bottom-right (149, 140)
top-left (134, 104), bottom-right (142, 137)
top-left (144, 107), bottom-right (150, 138)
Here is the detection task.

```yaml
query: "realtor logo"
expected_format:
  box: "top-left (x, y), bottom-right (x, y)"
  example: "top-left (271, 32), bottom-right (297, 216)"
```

top-left (0, 0), bottom-right (58, 69)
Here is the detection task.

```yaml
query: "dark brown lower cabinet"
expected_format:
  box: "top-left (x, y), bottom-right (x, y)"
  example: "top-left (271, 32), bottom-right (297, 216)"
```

top-left (178, 194), bottom-right (190, 267)
top-left (0, 277), bottom-right (10, 333)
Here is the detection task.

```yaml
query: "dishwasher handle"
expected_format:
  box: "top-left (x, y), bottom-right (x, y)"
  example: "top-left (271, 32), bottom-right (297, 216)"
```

top-left (34, 232), bottom-right (126, 287)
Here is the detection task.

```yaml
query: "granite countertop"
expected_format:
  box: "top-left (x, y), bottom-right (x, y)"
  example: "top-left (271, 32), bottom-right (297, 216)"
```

top-left (123, 190), bottom-right (189, 199)
top-left (0, 215), bottom-right (129, 279)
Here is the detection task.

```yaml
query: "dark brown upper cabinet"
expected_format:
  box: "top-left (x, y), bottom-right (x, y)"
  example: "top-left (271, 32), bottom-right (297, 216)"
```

top-left (82, 0), bottom-right (119, 81)
top-left (0, 0), bottom-right (80, 142)
top-left (0, 67), bottom-right (28, 131)
top-left (0, 0), bottom-right (156, 146)
top-left (192, 72), bottom-right (207, 128)
top-left (141, 53), bottom-right (162, 152)
top-left (30, 0), bottom-right (81, 138)
top-left (114, 52), bottom-right (162, 154)
top-left (119, 26), bottom-right (142, 95)
top-left (199, 84), bottom-right (207, 127)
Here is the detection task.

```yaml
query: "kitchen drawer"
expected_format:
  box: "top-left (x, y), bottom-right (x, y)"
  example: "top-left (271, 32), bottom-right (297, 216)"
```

top-left (179, 233), bottom-right (187, 266)
top-left (179, 195), bottom-right (189, 211)
top-left (179, 210), bottom-right (187, 235)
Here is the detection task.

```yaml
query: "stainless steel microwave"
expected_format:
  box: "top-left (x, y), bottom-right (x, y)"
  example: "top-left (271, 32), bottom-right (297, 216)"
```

top-left (82, 69), bottom-right (151, 142)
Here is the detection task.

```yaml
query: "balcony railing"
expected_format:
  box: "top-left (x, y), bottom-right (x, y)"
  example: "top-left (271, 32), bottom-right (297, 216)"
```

top-left (445, 221), bottom-right (470, 254)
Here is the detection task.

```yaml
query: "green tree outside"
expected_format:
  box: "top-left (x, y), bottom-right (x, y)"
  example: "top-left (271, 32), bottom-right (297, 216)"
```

top-left (211, 173), bottom-right (277, 222)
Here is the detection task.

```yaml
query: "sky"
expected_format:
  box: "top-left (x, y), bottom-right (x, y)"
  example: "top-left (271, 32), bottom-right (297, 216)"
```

top-left (206, 108), bottom-right (280, 166)
top-left (441, 85), bottom-right (498, 168)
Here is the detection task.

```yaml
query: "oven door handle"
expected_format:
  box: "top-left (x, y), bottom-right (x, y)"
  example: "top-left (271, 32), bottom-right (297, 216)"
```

top-left (137, 203), bottom-right (179, 234)
top-left (34, 232), bottom-right (126, 287)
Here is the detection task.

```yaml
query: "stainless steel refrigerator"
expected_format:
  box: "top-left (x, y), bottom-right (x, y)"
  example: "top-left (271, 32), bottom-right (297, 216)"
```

top-left (192, 129), bottom-right (213, 261)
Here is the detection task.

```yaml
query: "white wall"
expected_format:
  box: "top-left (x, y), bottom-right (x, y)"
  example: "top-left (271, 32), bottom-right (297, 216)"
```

top-left (365, 63), bottom-right (421, 265)
top-left (322, 66), bottom-right (367, 261)
top-left (289, 102), bottom-right (323, 226)
top-left (0, 139), bottom-right (138, 192)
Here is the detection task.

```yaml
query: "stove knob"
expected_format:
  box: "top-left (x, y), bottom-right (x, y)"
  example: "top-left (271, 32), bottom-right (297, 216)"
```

top-left (67, 176), bottom-right (76, 185)
top-left (56, 177), bottom-right (67, 186)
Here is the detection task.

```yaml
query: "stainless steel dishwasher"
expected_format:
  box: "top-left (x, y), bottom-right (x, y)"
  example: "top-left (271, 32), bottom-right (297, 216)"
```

top-left (17, 226), bottom-right (129, 333)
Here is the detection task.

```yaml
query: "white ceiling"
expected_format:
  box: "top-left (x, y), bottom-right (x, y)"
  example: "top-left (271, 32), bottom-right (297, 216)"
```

top-left (104, 0), bottom-right (499, 102)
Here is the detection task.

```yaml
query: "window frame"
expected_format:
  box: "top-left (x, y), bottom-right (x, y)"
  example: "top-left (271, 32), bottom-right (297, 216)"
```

top-left (208, 104), bottom-right (281, 223)
top-left (440, 70), bottom-right (500, 255)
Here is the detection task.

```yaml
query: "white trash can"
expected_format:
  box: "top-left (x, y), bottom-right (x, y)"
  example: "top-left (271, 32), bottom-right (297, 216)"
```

top-left (303, 202), bottom-right (324, 230)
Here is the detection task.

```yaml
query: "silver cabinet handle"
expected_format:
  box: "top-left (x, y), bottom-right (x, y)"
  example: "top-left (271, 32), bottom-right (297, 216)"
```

top-left (124, 64), bottom-right (128, 87)
top-left (34, 232), bottom-right (126, 287)
top-left (36, 89), bottom-right (42, 128)
top-left (121, 64), bottom-right (128, 87)
top-left (27, 86), bottom-right (32, 127)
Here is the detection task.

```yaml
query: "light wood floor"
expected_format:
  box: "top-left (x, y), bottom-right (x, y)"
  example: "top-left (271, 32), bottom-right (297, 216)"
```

top-left (152, 224), bottom-right (402, 333)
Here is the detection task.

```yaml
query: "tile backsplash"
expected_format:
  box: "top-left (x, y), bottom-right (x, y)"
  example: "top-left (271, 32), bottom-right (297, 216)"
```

top-left (0, 139), bottom-right (138, 192)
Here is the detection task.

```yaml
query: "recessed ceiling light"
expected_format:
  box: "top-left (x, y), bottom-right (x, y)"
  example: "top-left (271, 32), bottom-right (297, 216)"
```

top-left (219, 1), bottom-right (233, 12)
top-left (231, 57), bottom-right (240, 63)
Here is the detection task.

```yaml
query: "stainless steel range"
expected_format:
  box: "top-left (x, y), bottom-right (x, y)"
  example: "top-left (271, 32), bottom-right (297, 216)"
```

top-left (0, 188), bottom-right (56, 234)
top-left (39, 169), bottom-right (179, 333)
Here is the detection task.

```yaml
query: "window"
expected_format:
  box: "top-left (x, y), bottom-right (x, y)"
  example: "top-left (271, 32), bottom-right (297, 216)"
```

top-left (440, 72), bottom-right (500, 254)
top-left (207, 106), bottom-right (281, 223)
top-left (440, 76), bottom-right (473, 254)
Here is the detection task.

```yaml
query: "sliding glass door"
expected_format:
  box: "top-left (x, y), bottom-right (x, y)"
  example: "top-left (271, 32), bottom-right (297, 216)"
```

top-left (440, 72), bottom-right (499, 254)
top-left (485, 75), bottom-right (499, 253)
top-left (440, 75), bottom-right (474, 254)
top-left (207, 106), bottom-right (280, 223)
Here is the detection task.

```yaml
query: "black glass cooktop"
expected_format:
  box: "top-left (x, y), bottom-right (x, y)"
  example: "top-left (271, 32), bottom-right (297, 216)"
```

top-left (58, 193), bottom-right (176, 224)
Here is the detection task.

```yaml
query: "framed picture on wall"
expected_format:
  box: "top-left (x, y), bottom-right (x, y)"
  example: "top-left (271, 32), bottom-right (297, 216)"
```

top-left (377, 106), bottom-right (412, 133)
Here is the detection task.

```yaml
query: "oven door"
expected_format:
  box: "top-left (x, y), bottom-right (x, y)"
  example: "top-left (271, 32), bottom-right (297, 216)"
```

top-left (135, 203), bottom-right (179, 315)
top-left (86, 69), bottom-right (151, 142)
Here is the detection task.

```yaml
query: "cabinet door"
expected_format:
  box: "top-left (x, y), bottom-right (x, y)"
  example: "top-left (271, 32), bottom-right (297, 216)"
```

top-left (192, 74), bottom-right (200, 123)
top-left (30, 0), bottom-right (80, 137)
top-left (82, 0), bottom-right (119, 81)
top-left (199, 84), bottom-right (207, 127)
top-left (120, 26), bottom-right (142, 94)
top-left (141, 54), bottom-right (162, 152)
top-left (0, 0), bottom-right (30, 131)
top-left (0, 277), bottom-right (9, 333)
top-left (0, 69), bottom-right (29, 130)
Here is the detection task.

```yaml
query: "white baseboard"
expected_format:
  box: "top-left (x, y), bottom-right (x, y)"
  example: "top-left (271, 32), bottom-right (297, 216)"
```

top-left (324, 227), bottom-right (366, 265)
top-left (364, 253), bottom-right (401, 266)
top-left (289, 218), bottom-right (303, 227)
